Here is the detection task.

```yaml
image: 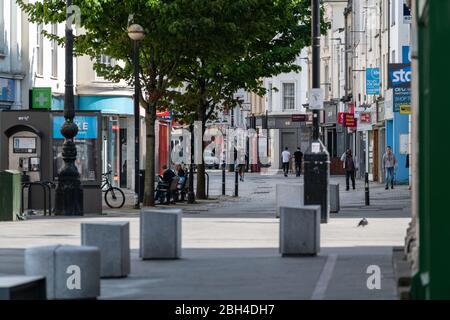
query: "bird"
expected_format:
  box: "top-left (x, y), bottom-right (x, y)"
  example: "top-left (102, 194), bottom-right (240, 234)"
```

top-left (357, 218), bottom-right (368, 227)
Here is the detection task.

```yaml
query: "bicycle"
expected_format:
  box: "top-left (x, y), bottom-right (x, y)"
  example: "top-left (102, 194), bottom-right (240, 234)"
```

top-left (102, 171), bottom-right (125, 209)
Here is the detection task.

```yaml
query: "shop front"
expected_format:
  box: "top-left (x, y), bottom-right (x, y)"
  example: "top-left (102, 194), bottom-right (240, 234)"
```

top-left (77, 96), bottom-right (136, 189)
top-left (0, 110), bottom-right (102, 214)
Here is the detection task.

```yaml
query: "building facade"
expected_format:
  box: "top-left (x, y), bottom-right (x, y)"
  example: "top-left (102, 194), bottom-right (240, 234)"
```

top-left (343, 0), bottom-right (411, 183)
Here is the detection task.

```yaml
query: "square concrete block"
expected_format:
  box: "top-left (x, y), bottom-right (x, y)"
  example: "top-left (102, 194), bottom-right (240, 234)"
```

top-left (329, 183), bottom-right (340, 213)
top-left (0, 276), bottom-right (46, 300)
top-left (279, 205), bottom-right (321, 256)
top-left (25, 245), bottom-right (100, 300)
top-left (81, 221), bottom-right (130, 278)
top-left (275, 184), bottom-right (304, 218)
top-left (140, 208), bottom-right (182, 259)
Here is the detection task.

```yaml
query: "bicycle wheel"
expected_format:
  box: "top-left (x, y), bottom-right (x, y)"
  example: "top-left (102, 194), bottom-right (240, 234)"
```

top-left (104, 187), bottom-right (126, 209)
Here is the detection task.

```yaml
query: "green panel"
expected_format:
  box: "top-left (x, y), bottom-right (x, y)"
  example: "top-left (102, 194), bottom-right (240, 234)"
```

top-left (32, 87), bottom-right (52, 109)
top-left (0, 170), bottom-right (21, 221)
top-left (412, 0), bottom-right (450, 299)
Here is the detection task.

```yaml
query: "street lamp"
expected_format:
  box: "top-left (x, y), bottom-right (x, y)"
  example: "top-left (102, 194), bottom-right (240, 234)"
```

top-left (303, 0), bottom-right (330, 223)
top-left (128, 23), bottom-right (145, 209)
top-left (54, 0), bottom-right (83, 216)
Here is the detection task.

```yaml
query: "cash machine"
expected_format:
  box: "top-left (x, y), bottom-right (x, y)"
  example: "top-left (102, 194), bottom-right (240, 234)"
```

top-left (0, 110), bottom-right (102, 215)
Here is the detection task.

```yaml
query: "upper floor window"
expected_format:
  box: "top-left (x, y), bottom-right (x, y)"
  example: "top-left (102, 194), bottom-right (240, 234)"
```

top-left (282, 83), bottom-right (295, 110)
top-left (36, 24), bottom-right (44, 76)
top-left (51, 24), bottom-right (58, 78)
top-left (95, 55), bottom-right (115, 80)
top-left (391, 0), bottom-right (396, 26)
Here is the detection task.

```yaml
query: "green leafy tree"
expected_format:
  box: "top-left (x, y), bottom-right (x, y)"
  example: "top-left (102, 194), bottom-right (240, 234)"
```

top-left (171, 0), bottom-right (329, 199)
top-left (17, 0), bottom-right (193, 206)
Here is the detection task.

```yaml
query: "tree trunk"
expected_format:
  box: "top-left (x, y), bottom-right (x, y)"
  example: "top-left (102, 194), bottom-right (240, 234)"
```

top-left (196, 108), bottom-right (207, 199)
top-left (143, 107), bottom-right (156, 206)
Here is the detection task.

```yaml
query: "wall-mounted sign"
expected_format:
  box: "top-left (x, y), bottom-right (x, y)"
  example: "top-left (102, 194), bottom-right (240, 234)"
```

top-left (388, 64), bottom-right (411, 88)
top-left (0, 78), bottom-right (15, 102)
top-left (53, 116), bottom-right (98, 139)
top-left (400, 105), bottom-right (411, 114)
top-left (292, 114), bottom-right (307, 122)
top-left (366, 68), bottom-right (380, 95)
top-left (32, 87), bottom-right (52, 109)
top-left (393, 87), bottom-right (412, 112)
top-left (156, 110), bottom-right (172, 121)
top-left (13, 137), bottom-right (37, 153)
top-left (360, 112), bottom-right (371, 123)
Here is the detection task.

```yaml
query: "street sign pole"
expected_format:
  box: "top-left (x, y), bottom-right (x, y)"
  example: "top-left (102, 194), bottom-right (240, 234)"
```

top-left (304, 0), bottom-right (330, 223)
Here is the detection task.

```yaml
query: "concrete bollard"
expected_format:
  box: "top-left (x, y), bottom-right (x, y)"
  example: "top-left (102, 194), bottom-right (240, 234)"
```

top-left (279, 205), bottom-right (321, 256)
top-left (140, 208), bottom-right (182, 259)
top-left (24, 245), bottom-right (100, 300)
top-left (0, 276), bottom-right (46, 300)
top-left (329, 183), bottom-right (340, 213)
top-left (81, 221), bottom-right (130, 278)
top-left (275, 184), bottom-right (304, 218)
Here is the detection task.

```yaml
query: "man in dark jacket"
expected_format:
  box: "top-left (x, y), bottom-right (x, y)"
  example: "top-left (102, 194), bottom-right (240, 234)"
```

top-left (293, 147), bottom-right (303, 177)
top-left (340, 149), bottom-right (358, 191)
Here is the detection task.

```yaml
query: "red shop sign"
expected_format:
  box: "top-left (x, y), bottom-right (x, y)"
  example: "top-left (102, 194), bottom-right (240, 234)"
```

top-left (344, 113), bottom-right (357, 128)
top-left (360, 112), bottom-right (371, 123)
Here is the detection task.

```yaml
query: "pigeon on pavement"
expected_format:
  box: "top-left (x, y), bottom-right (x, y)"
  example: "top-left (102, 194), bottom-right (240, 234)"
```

top-left (357, 218), bottom-right (368, 227)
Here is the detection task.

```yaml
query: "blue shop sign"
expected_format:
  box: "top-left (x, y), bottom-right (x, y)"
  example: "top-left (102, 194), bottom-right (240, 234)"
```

top-left (393, 87), bottom-right (411, 112)
top-left (53, 116), bottom-right (98, 139)
top-left (402, 46), bottom-right (411, 64)
top-left (388, 64), bottom-right (411, 88)
top-left (366, 68), bottom-right (380, 95)
top-left (0, 78), bottom-right (15, 102)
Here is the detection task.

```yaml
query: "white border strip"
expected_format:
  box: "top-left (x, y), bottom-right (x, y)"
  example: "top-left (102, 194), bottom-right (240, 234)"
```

top-left (311, 253), bottom-right (338, 300)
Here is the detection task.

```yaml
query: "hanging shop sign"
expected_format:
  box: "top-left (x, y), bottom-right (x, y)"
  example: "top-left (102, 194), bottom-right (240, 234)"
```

top-left (342, 113), bottom-right (356, 128)
top-left (366, 68), bottom-right (380, 95)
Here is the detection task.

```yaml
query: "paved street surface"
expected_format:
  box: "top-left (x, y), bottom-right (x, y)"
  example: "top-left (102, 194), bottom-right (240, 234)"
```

top-left (0, 171), bottom-right (411, 299)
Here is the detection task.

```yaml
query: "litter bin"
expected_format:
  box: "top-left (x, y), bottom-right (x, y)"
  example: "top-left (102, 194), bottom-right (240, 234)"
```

top-left (0, 170), bottom-right (21, 221)
top-left (304, 146), bottom-right (330, 223)
top-left (139, 170), bottom-right (145, 203)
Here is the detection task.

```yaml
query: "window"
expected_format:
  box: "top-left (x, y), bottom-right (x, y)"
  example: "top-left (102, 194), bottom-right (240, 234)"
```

top-left (36, 24), bottom-right (44, 76)
top-left (282, 83), bottom-right (295, 110)
top-left (391, 0), bottom-right (396, 26)
top-left (95, 55), bottom-right (115, 80)
top-left (51, 24), bottom-right (58, 78)
top-left (268, 83), bottom-right (273, 112)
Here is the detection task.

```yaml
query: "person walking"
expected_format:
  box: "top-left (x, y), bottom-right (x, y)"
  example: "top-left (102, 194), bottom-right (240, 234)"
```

top-left (382, 146), bottom-right (397, 190)
top-left (281, 147), bottom-right (291, 177)
top-left (293, 147), bottom-right (303, 177)
top-left (340, 149), bottom-right (357, 191)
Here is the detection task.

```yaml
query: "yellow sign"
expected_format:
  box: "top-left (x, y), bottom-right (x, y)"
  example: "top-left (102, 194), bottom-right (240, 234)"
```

top-left (400, 104), bottom-right (411, 114)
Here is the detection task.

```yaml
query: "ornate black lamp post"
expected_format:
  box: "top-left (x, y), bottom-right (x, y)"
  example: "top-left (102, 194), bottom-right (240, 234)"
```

top-left (127, 23), bottom-right (145, 209)
top-left (54, 0), bottom-right (83, 215)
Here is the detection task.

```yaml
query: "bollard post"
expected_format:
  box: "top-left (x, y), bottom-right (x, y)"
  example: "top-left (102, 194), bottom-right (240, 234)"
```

top-left (222, 161), bottom-right (226, 196)
top-left (234, 165), bottom-right (239, 197)
top-left (365, 172), bottom-right (370, 206)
